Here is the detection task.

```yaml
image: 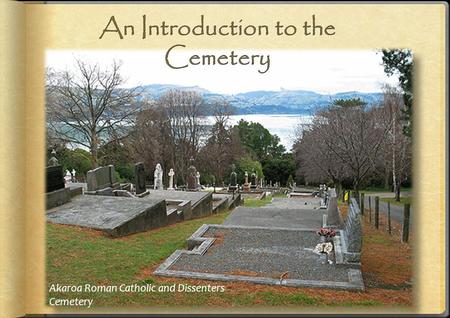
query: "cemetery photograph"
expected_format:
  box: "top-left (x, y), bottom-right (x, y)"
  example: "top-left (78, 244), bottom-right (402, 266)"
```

top-left (45, 49), bottom-right (413, 309)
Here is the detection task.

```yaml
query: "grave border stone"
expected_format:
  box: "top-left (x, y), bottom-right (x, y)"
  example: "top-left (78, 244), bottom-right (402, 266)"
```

top-left (154, 223), bottom-right (364, 291)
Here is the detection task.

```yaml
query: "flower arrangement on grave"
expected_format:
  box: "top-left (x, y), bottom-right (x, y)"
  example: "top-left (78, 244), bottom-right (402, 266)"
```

top-left (313, 242), bottom-right (334, 255)
top-left (316, 227), bottom-right (336, 241)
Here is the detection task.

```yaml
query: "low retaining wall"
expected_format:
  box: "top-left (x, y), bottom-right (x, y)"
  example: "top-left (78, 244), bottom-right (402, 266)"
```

top-left (46, 188), bottom-right (71, 209)
top-left (190, 192), bottom-right (213, 219)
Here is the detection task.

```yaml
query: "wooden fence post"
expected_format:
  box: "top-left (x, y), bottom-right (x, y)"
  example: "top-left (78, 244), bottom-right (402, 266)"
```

top-left (402, 204), bottom-right (411, 243)
top-left (387, 202), bottom-right (391, 235)
top-left (360, 193), bottom-right (365, 215)
top-left (374, 196), bottom-right (379, 229)
top-left (368, 196), bottom-right (372, 223)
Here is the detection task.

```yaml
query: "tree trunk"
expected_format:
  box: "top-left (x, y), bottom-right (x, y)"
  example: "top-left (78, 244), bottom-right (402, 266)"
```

top-left (384, 167), bottom-right (390, 190)
top-left (90, 134), bottom-right (99, 168)
top-left (353, 184), bottom-right (360, 205)
top-left (392, 110), bottom-right (398, 198)
top-left (395, 181), bottom-right (401, 202)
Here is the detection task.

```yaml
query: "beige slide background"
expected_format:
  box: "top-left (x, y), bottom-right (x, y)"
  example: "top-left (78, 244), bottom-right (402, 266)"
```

top-left (0, 2), bottom-right (447, 316)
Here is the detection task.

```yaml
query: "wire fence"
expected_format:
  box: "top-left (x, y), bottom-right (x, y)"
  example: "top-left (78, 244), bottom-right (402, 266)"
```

top-left (341, 190), bottom-right (411, 244)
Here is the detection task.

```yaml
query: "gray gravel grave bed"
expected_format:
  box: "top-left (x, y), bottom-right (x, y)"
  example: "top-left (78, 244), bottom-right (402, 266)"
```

top-left (170, 227), bottom-right (349, 282)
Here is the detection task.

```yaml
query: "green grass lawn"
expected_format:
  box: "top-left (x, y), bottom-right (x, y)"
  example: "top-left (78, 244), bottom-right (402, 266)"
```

top-left (243, 195), bottom-right (273, 207)
top-left (47, 204), bottom-right (411, 308)
top-left (361, 186), bottom-right (412, 194)
top-left (47, 211), bottom-right (232, 306)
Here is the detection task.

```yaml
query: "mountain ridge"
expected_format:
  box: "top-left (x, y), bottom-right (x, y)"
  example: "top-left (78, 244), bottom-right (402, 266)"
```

top-left (139, 84), bottom-right (382, 115)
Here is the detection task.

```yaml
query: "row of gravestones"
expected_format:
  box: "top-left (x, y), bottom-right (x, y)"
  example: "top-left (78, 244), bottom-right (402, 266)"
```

top-left (324, 188), bottom-right (362, 264)
top-left (228, 164), bottom-right (261, 192)
top-left (135, 162), bottom-right (202, 194)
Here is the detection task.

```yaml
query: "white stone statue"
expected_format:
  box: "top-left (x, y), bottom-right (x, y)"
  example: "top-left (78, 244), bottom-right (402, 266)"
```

top-left (64, 170), bottom-right (72, 183)
top-left (244, 171), bottom-right (249, 184)
top-left (154, 163), bottom-right (163, 190)
top-left (71, 169), bottom-right (76, 182)
top-left (168, 168), bottom-right (175, 190)
top-left (196, 171), bottom-right (201, 188)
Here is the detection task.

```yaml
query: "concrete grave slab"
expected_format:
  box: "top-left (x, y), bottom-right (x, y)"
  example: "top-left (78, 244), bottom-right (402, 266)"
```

top-left (46, 195), bottom-right (167, 237)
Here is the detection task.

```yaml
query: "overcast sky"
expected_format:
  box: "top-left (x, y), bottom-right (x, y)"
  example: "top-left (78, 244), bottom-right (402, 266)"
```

top-left (46, 49), bottom-right (398, 95)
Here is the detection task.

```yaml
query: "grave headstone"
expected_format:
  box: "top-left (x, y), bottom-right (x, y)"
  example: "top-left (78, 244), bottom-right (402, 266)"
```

top-left (86, 165), bottom-right (119, 192)
top-left (250, 171), bottom-right (257, 189)
top-left (154, 163), bottom-right (163, 190)
top-left (228, 164), bottom-right (238, 192)
top-left (243, 171), bottom-right (250, 192)
top-left (343, 198), bottom-right (362, 263)
top-left (134, 162), bottom-right (146, 195)
top-left (109, 165), bottom-right (117, 185)
top-left (326, 188), bottom-right (340, 225)
top-left (187, 164), bottom-right (197, 190)
top-left (168, 168), bottom-right (175, 190)
top-left (46, 165), bottom-right (65, 193)
top-left (46, 165), bottom-right (71, 209)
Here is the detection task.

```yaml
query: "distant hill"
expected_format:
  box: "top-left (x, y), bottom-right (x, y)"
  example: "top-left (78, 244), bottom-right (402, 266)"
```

top-left (138, 84), bottom-right (382, 115)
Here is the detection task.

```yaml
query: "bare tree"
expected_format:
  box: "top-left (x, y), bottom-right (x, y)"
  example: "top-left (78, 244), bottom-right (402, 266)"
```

top-left (382, 86), bottom-right (412, 201)
top-left (156, 89), bottom-right (207, 184)
top-left (124, 100), bottom-right (165, 181)
top-left (46, 58), bottom-right (140, 167)
top-left (293, 99), bottom-right (391, 197)
top-left (293, 124), bottom-right (348, 192)
top-left (198, 99), bottom-right (245, 183)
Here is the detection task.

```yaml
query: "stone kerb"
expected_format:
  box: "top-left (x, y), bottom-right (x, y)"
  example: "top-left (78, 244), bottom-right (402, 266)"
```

top-left (340, 198), bottom-right (362, 263)
top-left (154, 224), bottom-right (365, 291)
